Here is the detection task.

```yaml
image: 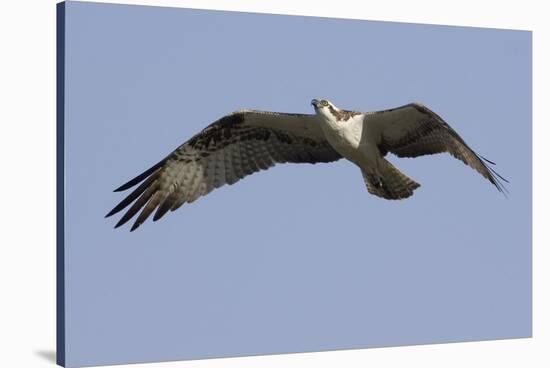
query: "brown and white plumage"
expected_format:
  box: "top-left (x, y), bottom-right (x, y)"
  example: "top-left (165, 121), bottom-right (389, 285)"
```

top-left (365, 103), bottom-right (508, 196)
top-left (106, 110), bottom-right (341, 231)
top-left (106, 100), bottom-right (507, 231)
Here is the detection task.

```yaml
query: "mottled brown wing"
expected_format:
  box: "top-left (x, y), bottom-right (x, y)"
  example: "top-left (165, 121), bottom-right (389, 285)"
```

top-left (366, 103), bottom-right (508, 193)
top-left (106, 110), bottom-right (341, 231)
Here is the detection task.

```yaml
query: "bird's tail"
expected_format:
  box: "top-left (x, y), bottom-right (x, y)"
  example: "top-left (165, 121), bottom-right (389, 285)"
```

top-left (361, 160), bottom-right (420, 200)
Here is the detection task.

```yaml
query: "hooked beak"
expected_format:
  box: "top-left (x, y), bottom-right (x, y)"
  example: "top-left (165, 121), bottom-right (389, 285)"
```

top-left (311, 99), bottom-right (319, 108)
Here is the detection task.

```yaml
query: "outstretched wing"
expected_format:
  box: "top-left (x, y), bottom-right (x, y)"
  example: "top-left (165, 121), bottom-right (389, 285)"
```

top-left (365, 103), bottom-right (508, 193)
top-left (106, 110), bottom-right (341, 231)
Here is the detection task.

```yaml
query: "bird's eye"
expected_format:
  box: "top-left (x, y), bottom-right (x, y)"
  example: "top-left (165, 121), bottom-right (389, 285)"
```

top-left (320, 100), bottom-right (329, 107)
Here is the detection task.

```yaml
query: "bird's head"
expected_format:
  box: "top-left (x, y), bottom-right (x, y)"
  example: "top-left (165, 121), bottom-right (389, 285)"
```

top-left (311, 98), bottom-right (339, 121)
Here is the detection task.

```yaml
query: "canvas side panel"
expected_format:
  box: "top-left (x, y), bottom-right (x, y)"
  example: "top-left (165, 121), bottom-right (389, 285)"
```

top-left (56, 2), bottom-right (66, 367)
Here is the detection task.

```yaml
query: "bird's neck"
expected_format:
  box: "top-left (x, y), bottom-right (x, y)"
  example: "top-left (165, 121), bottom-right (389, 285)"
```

top-left (317, 111), bottom-right (342, 131)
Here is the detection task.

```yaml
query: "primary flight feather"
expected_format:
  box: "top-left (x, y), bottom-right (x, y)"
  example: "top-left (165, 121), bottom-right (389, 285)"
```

top-left (106, 99), bottom-right (507, 231)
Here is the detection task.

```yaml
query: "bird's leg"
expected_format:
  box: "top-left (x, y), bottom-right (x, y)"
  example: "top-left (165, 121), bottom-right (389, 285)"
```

top-left (364, 168), bottom-right (385, 188)
top-left (373, 173), bottom-right (385, 188)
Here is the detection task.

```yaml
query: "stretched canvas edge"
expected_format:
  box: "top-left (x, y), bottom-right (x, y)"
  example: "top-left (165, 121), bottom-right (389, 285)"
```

top-left (56, 1), bottom-right (66, 367)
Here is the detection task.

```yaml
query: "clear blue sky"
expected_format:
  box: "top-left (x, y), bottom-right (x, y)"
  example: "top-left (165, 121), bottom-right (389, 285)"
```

top-left (63, 1), bottom-right (531, 366)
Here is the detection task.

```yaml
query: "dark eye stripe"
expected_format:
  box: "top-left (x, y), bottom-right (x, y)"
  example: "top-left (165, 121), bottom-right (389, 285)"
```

top-left (320, 100), bottom-right (328, 106)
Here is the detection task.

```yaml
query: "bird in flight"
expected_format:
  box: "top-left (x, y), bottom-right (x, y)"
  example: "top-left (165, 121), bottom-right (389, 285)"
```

top-left (106, 99), bottom-right (507, 231)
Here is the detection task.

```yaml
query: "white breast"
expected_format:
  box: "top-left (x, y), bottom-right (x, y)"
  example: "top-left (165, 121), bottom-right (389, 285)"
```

top-left (320, 114), bottom-right (365, 164)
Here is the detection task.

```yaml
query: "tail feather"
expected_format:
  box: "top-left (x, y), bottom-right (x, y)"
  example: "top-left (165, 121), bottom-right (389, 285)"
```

top-left (362, 160), bottom-right (420, 200)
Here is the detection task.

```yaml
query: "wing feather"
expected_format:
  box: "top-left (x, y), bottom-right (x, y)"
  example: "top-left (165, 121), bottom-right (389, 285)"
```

top-left (107, 110), bottom-right (341, 230)
top-left (114, 180), bottom-right (160, 228)
top-left (366, 103), bottom-right (508, 193)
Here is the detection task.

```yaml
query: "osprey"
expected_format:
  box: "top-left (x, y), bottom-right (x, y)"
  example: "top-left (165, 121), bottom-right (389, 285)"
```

top-left (107, 99), bottom-right (507, 231)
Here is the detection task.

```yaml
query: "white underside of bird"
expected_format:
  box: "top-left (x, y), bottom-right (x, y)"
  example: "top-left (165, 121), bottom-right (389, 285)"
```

top-left (106, 98), bottom-right (507, 231)
top-left (314, 100), bottom-right (422, 194)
